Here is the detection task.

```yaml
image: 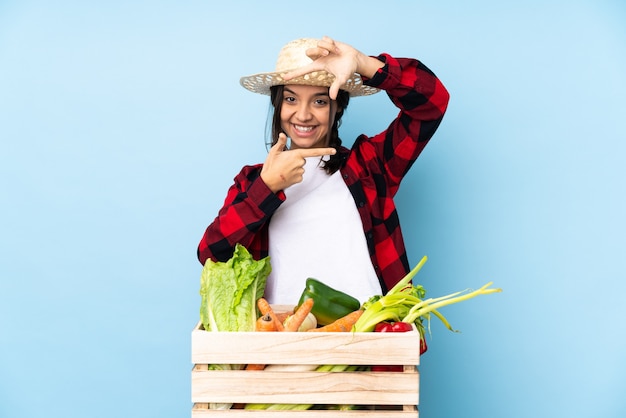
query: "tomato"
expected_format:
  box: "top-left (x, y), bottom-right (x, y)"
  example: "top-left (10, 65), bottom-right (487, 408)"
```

top-left (391, 322), bottom-right (413, 332)
top-left (372, 321), bottom-right (420, 372)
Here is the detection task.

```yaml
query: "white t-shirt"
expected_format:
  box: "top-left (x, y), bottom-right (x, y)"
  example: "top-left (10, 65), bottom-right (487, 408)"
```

top-left (265, 156), bottom-right (382, 305)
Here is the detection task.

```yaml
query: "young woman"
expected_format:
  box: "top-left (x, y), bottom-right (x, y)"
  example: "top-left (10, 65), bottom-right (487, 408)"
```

top-left (198, 37), bottom-right (449, 304)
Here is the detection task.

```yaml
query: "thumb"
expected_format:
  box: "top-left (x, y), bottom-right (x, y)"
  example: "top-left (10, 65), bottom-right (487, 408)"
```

top-left (328, 81), bottom-right (340, 100)
top-left (271, 133), bottom-right (288, 153)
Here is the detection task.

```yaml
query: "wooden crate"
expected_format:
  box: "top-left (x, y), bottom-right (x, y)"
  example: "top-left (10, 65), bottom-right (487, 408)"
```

top-left (191, 313), bottom-right (421, 417)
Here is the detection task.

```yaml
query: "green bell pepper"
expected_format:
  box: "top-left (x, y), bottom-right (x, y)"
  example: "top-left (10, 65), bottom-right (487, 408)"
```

top-left (296, 278), bottom-right (362, 326)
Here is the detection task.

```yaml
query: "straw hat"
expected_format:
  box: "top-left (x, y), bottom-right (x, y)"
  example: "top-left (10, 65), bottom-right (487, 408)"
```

top-left (239, 38), bottom-right (380, 97)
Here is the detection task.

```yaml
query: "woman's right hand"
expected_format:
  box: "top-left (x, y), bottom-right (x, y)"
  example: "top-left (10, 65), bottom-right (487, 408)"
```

top-left (261, 133), bottom-right (336, 193)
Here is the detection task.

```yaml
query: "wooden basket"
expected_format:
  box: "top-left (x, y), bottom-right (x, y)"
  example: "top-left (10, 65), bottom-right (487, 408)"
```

top-left (191, 311), bottom-right (421, 417)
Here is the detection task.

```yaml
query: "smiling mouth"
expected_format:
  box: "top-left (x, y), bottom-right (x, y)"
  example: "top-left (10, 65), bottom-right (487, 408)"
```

top-left (293, 124), bottom-right (315, 133)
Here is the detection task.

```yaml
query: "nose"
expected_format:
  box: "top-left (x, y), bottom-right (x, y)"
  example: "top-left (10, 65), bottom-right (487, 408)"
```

top-left (294, 102), bottom-right (313, 121)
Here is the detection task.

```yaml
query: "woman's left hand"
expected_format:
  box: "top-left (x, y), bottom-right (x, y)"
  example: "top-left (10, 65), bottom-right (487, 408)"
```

top-left (283, 36), bottom-right (383, 100)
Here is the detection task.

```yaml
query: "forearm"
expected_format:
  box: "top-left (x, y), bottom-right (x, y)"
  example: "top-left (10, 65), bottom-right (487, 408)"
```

top-left (370, 54), bottom-right (449, 122)
top-left (198, 214), bottom-right (260, 264)
top-left (197, 169), bottom-right (283, 264)
top-left (355, 53), bottom-right (385, 79)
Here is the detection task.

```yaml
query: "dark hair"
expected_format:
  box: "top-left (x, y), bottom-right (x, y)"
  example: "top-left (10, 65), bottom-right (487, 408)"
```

top-left (267, 85), bottom-right (350, 174)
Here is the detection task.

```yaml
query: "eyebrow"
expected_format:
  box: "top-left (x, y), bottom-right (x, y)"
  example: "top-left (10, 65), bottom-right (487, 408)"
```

top-left (283, 87), bottom-right (330, 98)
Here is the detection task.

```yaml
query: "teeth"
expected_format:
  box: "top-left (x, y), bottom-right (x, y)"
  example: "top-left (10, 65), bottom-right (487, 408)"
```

top-left (294, 125), bottom-right (314, 132)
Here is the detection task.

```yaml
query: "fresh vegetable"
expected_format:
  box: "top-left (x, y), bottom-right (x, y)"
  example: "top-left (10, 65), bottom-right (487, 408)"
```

top-left (306, 309), bottom-right (364, 332)
top-left (289, 312), bottom-right (317, 332)
top-left (296, 278), bottom-right (362, 326)
top-left (353, 255), bottom-right (502, 346)
top-left (375, 321), bottom-right (427, 355)
top-left (275, 311), bottom-right (291, 324)
top-left (198, 244), bottom-right (271, 409)
top-left (261, 364), bottom-right (320, 372)
top-left (372, 321), bottom-right (416, 372)
top-left (199, 243), bottom-right (271, 332)
top-left (245, 314), bottom-right (277, 371)
top-left (283, 298), bottom-right (315, 332)
top-left (374, 321), bottom-right (414, 333)
top-left (257, 297), bottom-right (285, 331)
top-left (247, 256), bottom-right (501, 411)
top-left (255, 313), bottom-right (277, 332)
top-left (246, 301), bottom-right (316, 371)
top-left (244, 403), bottom-right (313, 411)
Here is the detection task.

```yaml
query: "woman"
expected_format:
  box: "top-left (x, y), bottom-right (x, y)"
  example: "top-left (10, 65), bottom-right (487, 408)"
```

top-left (198, 37), bottom-right (449, 304)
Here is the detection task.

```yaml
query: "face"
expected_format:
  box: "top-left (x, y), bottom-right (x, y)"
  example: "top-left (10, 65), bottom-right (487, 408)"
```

top-left (279, 85), bottom-right (335, 149)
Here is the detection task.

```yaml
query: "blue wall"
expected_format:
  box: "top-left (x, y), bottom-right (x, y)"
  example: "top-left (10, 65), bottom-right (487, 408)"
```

top-left (1, 1), bottom-right (625, 417)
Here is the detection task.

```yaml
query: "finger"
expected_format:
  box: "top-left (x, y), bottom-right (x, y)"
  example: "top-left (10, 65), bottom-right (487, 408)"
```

top-left (282, 62), bottom-right (318, 81)
top-left (270, 133), bottom-right (288, 153)
top-left (318, 36), bottom-right (339, 54)
top-left (276, 132), bottom-right (288, 149)
top-left (306, 37), bottom-right (334, 60)
top-left (296, 147), bottom-right (337, 158)
top-left (305, 46), bottom-right (329, 61)
top-left (306, 44), bottom-right (333, 61)
top-left (328, 81), bottom-right (340, 101)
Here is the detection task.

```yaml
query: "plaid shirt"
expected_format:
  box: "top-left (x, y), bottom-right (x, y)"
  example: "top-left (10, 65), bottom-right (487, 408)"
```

top-left (198, 53), bottom-right (449, 293)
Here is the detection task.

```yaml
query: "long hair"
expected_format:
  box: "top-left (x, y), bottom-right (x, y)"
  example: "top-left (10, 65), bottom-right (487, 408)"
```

top-left (267, 85), bottom-right (350, 174)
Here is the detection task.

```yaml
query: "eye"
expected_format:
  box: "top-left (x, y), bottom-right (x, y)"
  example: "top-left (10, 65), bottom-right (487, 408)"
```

top-left (284, 96), bottom-right (296, 104)
top-left (314, 98), bottom-right (329, 106)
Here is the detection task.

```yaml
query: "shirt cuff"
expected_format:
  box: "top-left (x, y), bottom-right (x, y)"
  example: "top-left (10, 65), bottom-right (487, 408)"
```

top-left (248, 174), bottom-right (285, 214)
top-left (362, 53), bottom-right (399, 90)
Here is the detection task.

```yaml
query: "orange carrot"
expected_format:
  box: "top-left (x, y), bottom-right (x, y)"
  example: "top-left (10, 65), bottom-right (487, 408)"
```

top-left (257, 298), bottom-right (285, 331)
top-left (255, 313), bottom-right (277, 332)
top-left (245, 313), bottom-right (277, 371)
top-left (307, 310), bottom-right (364, 332)
top-left (283, 298), bottom-right (314, 332)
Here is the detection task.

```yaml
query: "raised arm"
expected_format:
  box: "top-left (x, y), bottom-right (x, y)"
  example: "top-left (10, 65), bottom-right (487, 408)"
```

top-left (356, 54), bottom-right (450, 196)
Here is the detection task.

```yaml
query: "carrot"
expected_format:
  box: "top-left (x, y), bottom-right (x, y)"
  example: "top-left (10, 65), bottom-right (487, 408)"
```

top-left (307, 310), bottom-right (364, 332)
top-left (255, 313), bottom-right (277, 332)
top-left (245, 313), bottom-right (278, 371)
top-left (257, 298), bottom-right (285, 331)
top-left (283, 298), bottom-right (314, 332)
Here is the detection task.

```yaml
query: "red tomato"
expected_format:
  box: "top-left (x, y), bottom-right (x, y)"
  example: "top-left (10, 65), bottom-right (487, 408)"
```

top-left (372, 321), bottom-right (419, 372)
top-left (391, 322), bottom-right (413, 332)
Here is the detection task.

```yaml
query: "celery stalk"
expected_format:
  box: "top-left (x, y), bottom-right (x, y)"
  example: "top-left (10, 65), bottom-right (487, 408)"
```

top-left (387, 255), bottom-right (429, 295)
top-left (353, 256), bottom-right (502, 337)
top-left (402, 281), bottom-right (502, 327)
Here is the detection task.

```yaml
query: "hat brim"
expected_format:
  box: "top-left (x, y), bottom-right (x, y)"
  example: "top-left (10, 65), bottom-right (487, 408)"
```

top-left (239, 69), bottom-right (380, 97)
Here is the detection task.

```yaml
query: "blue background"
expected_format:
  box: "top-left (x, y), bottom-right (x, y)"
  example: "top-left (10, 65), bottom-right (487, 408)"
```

top-left (2, 1), bottom-right (625, 417)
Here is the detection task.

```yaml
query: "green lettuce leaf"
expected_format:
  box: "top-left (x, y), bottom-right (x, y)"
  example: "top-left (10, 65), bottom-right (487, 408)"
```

top-left (199, 244), bottom-right (271, 332)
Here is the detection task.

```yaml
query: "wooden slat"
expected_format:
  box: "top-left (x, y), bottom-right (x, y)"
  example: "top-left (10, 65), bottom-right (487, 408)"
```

top-left (191, 369), bottom-right (419, 405)
top-left (191, 322), bottom-right (421, 366)
top-left (191, 408), bottom-right (418, 418)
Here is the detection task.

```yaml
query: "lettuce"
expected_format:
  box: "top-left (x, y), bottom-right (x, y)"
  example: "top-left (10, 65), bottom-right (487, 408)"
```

top-left (199, 244), bottom-right (271, 332)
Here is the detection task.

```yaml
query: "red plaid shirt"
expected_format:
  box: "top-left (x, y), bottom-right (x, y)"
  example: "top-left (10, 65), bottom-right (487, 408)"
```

top-left (198, 53), bottom-right (449, 292)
